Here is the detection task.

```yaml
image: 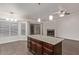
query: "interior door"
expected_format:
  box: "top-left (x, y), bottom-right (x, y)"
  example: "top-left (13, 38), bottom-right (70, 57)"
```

top-left (30, 24), bottom-right (41, 35)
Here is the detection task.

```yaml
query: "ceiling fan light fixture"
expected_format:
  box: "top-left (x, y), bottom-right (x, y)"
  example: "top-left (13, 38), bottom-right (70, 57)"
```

top-left (59, 14), bottom-right (64, 17)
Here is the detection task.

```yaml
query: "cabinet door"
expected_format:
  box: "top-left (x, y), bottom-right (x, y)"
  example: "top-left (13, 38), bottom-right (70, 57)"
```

top-left (43, 42), bottom-right (54, 55)
top-left (43, 47), bottom-right (54, 55)
top-left (31, 41), bottom-right (37, 54)
top-left (54, 42), bottom-right (62, 55)
top-left (28, 38), bottom-right (43, 55)
top-left (36, 42), bottom-right (42, 55)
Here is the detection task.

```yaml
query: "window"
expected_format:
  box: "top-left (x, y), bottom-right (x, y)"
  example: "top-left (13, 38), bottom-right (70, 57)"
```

top-left (10, 23), bottom-right (18, 36)
top-left (0, 20), bottom-right (26, 37)
top-left (0, 21), bottom-right (9, 37)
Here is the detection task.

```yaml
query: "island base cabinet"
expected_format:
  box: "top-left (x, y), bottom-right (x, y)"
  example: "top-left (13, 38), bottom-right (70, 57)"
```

top-left (53, 42), bottom-right (62, 55)
top-left (43, 47), bottom-right (54, 55)
top-left (27, 37), bottom-right (62, 55)
top-left (36, 43), bottom-right (43, 55)
top-left (28, 37), bottom-right (43, 55)
top-left (31, 41), bottom-right (37, 54)
top-left (42, 42), bottom-right (54, 55)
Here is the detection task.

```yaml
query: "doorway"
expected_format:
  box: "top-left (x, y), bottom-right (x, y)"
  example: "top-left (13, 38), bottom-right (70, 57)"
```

top-left (30, 24), bottom-right (41, 35)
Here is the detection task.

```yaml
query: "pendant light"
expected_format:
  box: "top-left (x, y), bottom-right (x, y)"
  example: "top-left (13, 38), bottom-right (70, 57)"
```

top-left (37, 18), bottom-right (41, 22)
top-left (49, 15), bottom-right (53, 21)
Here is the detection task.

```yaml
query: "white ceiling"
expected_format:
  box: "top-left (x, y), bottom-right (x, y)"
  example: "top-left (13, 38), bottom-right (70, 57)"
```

top-left (0, 3), bottom-right (79, 21)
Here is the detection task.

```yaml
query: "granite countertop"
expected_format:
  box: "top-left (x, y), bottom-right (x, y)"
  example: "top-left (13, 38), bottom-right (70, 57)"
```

top-left (28, 35), bottom-right (64, 45)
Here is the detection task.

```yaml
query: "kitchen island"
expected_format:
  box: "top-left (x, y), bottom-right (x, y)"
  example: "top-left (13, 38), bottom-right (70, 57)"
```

top-left (27, 35), bottom-right (64, 55)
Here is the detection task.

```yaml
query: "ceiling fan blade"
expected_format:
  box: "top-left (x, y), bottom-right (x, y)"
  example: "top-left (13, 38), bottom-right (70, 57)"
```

top-left (52, 6), bottom-right (70, 16)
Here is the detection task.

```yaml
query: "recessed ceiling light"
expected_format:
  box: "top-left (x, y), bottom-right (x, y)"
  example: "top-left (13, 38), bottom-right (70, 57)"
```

top-left (49, 15), bottom-right (53, 21)
top-left (37, 18), bottom-right (41, 22)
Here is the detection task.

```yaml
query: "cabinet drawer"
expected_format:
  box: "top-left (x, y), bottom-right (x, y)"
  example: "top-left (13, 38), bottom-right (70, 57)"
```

top-left (43, 42), bottom-right (53, 50)
top-left (43, 47), bottom-right (54, 55)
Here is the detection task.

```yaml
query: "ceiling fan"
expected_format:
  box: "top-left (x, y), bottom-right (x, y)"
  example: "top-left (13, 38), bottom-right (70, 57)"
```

top-left (53, 7), bottom-right (70, 17)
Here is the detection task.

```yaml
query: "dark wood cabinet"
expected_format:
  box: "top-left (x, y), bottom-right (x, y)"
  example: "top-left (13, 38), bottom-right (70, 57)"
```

top-left (43, 47), bottom-right (53, 55)
top-left (27, 38), bottom-right (43, 55)
top-left (42, 42), bottom-right (54, 55)
top-left (31, 41), bottom-right (37, 54)
top-left (27, 37), bottom-right (62, 55)
top-left (36, 42), bottom-right (42, 54)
